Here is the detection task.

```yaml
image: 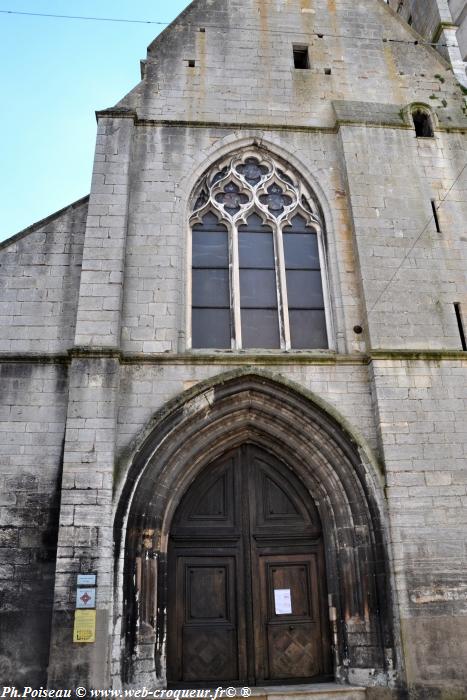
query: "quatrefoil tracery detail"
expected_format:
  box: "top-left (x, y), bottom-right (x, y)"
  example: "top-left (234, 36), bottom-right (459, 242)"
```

top-left (191, 150), bottom-right (322, 230)
top-left (214, 181), bottom-right (251, 215)
top-left (258, 183), bottom-right (293, 217)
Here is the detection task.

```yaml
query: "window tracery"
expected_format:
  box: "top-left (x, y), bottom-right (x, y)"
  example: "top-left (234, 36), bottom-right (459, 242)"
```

top-left (190, 149), bottom-right (331, 350)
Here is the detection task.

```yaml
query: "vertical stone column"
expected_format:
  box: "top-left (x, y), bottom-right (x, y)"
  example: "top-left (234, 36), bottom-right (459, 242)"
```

top-left (48, 112), bottom-right (135, 688)
top-left (437, 25), bottom-right (467, 87)
top-left (74, 112), bottom-right (135, 349)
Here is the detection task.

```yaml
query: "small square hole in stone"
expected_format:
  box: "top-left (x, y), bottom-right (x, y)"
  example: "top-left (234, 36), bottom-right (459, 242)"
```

top-left (324, 68), bottom-right (332, 75)
top-left (199, 27), bottom-right (205, 33)
top-left (188, 59), bottom-right (196, 67)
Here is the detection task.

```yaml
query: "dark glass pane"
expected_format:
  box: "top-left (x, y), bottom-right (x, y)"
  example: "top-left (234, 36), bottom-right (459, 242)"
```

top-left (192, 211), bottom-right (227, 232)
top-left (192, 309), bottom-right (231, 349)
top-left (240, 269), bottom-right (277, 308)
top-left (286, 270), bottom-right (324, 308)
top-left (241, 309), bottom-right (280, 349)
top-left (283, 214), bottom-right (310, 233)
top-left (238, 213), bottom-right (272, 234)
top-left (239, 233), bottom-right (274, 268)
top-left (193, 231), bottom-right (229, 267)
top-left (283, 233), bottom-right (319, 269)
top-left (277, 169), bottom-right (295, 187)
top-left (192, 269), bottom-right (230, 307)
top-left (210, 168), bottom-right (228, 187)
top-left (193, 190), bottom-right (208, 211)
top-left (289, 310), bottom-right (328, 349)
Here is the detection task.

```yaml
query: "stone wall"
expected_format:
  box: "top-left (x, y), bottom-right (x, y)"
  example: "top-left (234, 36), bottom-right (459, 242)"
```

top-left (1, 0), bottom-right (466, 695)
top-left (0, 362), bottom-right (68, 686)
top-left (0, 200), bottom-right (87, 685)
top-left (121, 126), bottom-right (364, 356)
top-left (338, 125), bottom-right (467, 350)
top-left (372, 357), bottom-right (467, 694)
top-left (115, 359), bottom-right (378, 458)
top-left (388, 0), bottom-right (451, 40)
top-left (119, 0), bottom-right (465, 125)
top-left (0, 198), bottom-right (87, 354)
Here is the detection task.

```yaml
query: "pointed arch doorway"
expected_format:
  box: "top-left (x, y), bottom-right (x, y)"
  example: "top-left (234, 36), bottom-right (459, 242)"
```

top-left (167, 444), bottom-right (331, 686)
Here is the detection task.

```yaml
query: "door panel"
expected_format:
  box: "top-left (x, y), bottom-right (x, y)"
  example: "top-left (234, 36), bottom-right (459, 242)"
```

top-left (175, 457), bottom-right (238, 533)
top-left (249, 454), bottom-right (322, 538)
top-left (168, 445), bottom-right (330, 686)
top-left (178, 556), bottom-right (240, 683)
top-left (267, 623), bottom-right (322, 679)
top-left (183, 627), bottom-right (238, 682)
top-left (256, 553), bottom-right (324, 681)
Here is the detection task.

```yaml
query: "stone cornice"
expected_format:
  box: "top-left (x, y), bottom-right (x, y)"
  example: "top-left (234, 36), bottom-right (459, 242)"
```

top-left (70, 346), bottom-right (121, 359)
top-left (369, 349), bottom-right (467, 361)
top-left (432, 21), bottom-right (458, 45)
top-left (93, 112), bottom-right (467, 135)
top-left (0, 350), bottom-right (465, 365)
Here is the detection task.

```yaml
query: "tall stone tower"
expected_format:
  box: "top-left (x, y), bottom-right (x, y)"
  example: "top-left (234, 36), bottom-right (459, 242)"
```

top-left (1, 1), bottom-right (466, 698)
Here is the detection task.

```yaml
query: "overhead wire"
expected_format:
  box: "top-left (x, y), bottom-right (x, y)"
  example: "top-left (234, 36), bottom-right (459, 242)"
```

top-left (3, 6), bottom-right (465, 313)
top-left (0, 9), bottom-right (459, 48)
top-left (0, 9), bottom-right (169, 25)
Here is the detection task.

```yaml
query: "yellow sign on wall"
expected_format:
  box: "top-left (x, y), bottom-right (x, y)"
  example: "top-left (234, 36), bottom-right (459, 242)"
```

top-left (73, 609), bottom-right (96, 643)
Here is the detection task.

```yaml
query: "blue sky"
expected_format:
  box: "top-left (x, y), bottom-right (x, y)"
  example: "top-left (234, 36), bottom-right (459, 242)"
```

top-left (0, 1), bottom-right (190, 241)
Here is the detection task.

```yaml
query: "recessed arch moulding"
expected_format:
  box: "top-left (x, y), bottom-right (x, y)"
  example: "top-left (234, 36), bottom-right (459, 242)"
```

top-left (113, 371), bottom-right (400, 690)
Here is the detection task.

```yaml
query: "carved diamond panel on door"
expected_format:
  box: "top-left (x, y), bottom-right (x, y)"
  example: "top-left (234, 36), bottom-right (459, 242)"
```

top-left (267, 624), bottom-right (321, 679)
top-left (183, 627), bottom-right (238, 681)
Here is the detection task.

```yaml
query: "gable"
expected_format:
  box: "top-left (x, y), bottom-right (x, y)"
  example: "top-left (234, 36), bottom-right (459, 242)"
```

top-left (114, 0), bottom-right (466, 128)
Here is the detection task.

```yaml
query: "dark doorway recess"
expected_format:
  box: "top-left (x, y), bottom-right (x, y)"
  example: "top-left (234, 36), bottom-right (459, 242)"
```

top-left (167, 445), bottom-right (331, 686)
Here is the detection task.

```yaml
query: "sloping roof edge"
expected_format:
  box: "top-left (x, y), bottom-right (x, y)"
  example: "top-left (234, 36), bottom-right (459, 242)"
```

top-left (0, 195), bottom-right (90, 251)
top-left (146, 0), bottom-right (198, 53)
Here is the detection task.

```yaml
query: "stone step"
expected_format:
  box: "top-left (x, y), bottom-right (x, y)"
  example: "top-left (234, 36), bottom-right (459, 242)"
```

top-left (250, 684), bottom-right (367, 700)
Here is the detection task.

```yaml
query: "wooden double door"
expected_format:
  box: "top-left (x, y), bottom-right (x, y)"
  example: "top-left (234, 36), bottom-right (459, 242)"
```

top-left (168, 446), bottom-right (330, 686)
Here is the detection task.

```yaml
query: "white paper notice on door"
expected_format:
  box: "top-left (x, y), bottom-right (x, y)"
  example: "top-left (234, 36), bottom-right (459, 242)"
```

top-left (274, 588), bottom-right (292, 615)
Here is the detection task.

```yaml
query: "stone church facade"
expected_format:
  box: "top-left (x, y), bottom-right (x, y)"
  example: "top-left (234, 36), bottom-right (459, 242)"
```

top-left (1, 1), bottom-right (467, 698)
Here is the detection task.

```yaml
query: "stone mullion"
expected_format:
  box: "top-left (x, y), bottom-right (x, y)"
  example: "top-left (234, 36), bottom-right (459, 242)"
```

top-left (230, 221), bottom-right (242, 350)
top-left (274, 221), bottom-right (291, 351)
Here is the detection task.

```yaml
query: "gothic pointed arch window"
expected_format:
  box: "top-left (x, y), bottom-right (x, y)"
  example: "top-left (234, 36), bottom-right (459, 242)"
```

top-left (189, 150), bottom-right (332, 350)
